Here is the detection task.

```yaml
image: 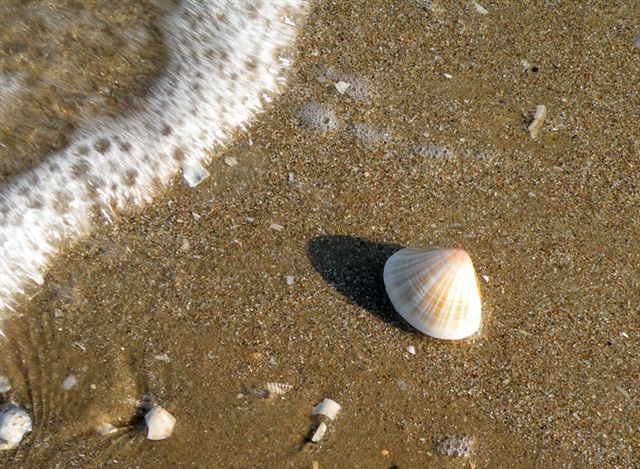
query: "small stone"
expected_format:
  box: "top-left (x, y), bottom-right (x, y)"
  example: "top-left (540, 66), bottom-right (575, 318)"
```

top-left (285, 275), bottom-right (295, 286)
top-left (179, 239), bottom-right (190, 252)
top-left (224, 156), bottom-right (238, 167)
top-left (269, 223), bottom-right (284, 231)
top-left (634, 34), bottom-right (640, 48)
top-left (145, 405), bottom-right (176, 440)
top-left (335, 81), bottom-right (351, 94)
top-left (472, 1), bottom-right (488, 14)
top-left (406, 345), bottom-right (416, 355)
top-left (0, 377), bottom-right (10, 393)
top-left (182, 163), bottom-right (210, 187)
top-left (95, 422), bottom-right (118, 435)
top-left (288, 172), bottom-right (295, 183)
top-left (63, 374), bottom-right (77, 390)
top-left (0, 404), bottom-right (32, 450)
top-left (244, 217), bottom-right (255, 224)
top-left (236, 393), bottom-right (244, 399)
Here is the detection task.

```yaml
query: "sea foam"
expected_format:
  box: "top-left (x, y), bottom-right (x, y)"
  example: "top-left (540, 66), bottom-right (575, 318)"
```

top-left (0, 0), bottom-right (305, 314)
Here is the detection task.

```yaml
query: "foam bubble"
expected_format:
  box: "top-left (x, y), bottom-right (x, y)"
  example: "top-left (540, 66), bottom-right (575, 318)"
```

top-left (0, 0), bottom-right (306, 315)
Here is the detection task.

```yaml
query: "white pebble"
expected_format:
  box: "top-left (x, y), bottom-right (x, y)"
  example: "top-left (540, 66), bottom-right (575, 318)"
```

top-left (182, 163), bottom-right (210, 187)
top-left (406, 345), bottom-right (416, 355)
top-left (335, 81), bottom-right (351, 94)
top-left (145, 405), bottom-right (176, 440)
top-left (0, 404), bottom-right (32, 450)
top-left (63, 374), bottom-right (77, 390)
top-left (473, 1), bottom-right (488, 14)
top-left (285, 275), bottom-right (295, 286)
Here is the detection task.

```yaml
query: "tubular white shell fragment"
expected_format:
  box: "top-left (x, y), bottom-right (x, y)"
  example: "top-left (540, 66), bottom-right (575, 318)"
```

top-left (383, 246), bottom-right (482, 340)
top-left (312, 398), bottom-right (341, 421)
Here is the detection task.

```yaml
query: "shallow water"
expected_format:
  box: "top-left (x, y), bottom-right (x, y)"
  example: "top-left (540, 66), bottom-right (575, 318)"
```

top-left (1, 0), bottom-right (639, 467)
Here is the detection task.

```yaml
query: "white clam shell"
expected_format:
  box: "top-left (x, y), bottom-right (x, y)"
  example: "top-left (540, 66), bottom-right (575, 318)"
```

top-left (145, 405), bottom-right (176, 441)
top-left (383, 246), bottom-right (482, 340)
top-left (0, 404), bottom-right (32, 450)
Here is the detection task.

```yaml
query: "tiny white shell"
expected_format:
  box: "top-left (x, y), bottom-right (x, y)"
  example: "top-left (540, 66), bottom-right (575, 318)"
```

top-left (312, 398), bottom-right (341, 421)
top-left (95, 422), bottom-right (118, 435)
top-left (0, 404), bottom-right (32, 450)
top-left (311, 422), bottom-right (328, 443)
top-left (383, 246), bottom-right (482, 340)
top-left (145, 405), bottom-right (176, 440)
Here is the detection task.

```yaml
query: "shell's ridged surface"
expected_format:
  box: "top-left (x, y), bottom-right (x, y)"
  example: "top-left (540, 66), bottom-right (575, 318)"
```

top-left (383, 247), bottom-right (481, 340)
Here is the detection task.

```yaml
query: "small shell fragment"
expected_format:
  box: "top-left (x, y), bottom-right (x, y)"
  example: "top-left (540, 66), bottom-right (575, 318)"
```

top-left (224, 156), bottom-right (238, 167)
top-left (145, 405), bottom-right (176, 440)
top-left (95, 422), bottom-right (118, 435)
top-left (312, 398), bottom-right (341, 421)
top-left (473, 2), bottom-right (488, 15)
top-left (0, 404), bottom-right (32, 450)
top-left (182, 163), bottom-right (210, 187)
top-left (285, 275), bottom-right (295, 286)
top-left (406, 345), bottom-right (416, 355)
top-left (311, 422), bottom-right (328, 443)
top-left (527, 105), bottom-right (547, 140)
top-left (335, 81), bottom-right (351, 94)
top-left (63, 374), bottom-right (77, 390)
top-left (269, 223), bottom-right (284, 231)
top-left (264, 382), bottom-right (293, 397)
top-left (0, 377), bottom-right (10, 393)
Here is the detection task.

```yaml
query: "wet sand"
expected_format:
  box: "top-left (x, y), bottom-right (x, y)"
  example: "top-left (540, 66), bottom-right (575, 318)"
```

top-left (1, 0), bottom-right (639, 467)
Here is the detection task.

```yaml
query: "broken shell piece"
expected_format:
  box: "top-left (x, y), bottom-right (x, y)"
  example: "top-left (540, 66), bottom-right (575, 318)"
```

top-left (0, 404), bottom-right (32, 450)
top-left (384, 246), bottom-right (482, 340)
top-left (527, 104), bottom-right (547, 140)
top-left (406, 345), bottom-right (416, 355)
top-left (224, 156), bottom-right (238, 167)
top-left (335, 81), bottom-right (350, 94)
top-left (312, 398), bottom-right (341, 421)
top-left (145, 405), bottom-right (176, 440)
top-left (264, 382), bottom-right (293, 397)
top-left (285, 275), bottom-right (295, 286)
top-left (473, 2), bottom-right (488, 15)
top-left (311, 422), bottom-right (328, 443)
top-left (182, 163), bottom-right (210, 187)
top-left (0, 377), bottom-right (10, 393)
top-left (95, 422), bottom-right (118, 435)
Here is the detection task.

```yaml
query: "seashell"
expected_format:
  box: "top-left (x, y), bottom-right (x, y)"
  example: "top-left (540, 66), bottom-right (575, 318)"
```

top-left (264, 382), bottom-right (293, 398)
top-left (312, 398), bottom-right (341, 421)
top-left (95, 422), bottom-right (118, 435)
top-left (383, 246), bottom-right (482, 340)
top-left (311, 422), bottom-right (327, 443)
top-left (0, 404), bottom-right (32, 450)
top-left (144, 405), bottom-right (176, 441)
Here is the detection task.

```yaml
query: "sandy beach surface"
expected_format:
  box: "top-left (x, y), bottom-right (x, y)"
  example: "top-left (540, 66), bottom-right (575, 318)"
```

top-left (1, 1), bottom-right (639, 467)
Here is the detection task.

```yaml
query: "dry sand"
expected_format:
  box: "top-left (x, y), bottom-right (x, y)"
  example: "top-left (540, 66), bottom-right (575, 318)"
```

top-left (1, 0), bottom-right (639, 467)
